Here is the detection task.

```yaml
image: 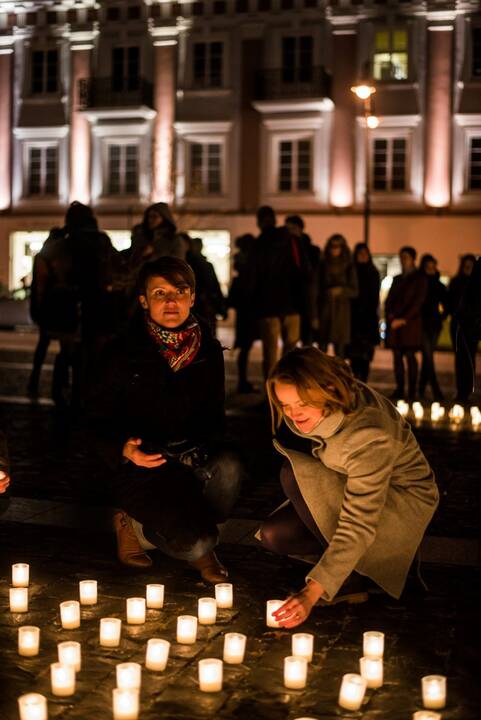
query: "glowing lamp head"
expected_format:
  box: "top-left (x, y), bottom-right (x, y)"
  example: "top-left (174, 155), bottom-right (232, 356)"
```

top-left (367, 115), bottom-right (379, 129)
top-left (351, 84), bottom-right (376, 100)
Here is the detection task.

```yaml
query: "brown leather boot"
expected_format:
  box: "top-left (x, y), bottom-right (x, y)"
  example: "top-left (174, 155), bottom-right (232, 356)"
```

top-left (113, 510), bottom-right (153, 568)
top-left (190, 551), bottom-right (228, 583)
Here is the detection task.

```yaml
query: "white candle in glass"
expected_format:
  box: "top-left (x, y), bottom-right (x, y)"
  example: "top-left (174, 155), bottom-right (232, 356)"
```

top-left (292, 633), bottom-right (314, 663)
top-left (12, 563), bottom-right (30, 588)
top-left (60, 601), bottom-right (80, 629)
top-left (396, 400), bottom-right (409, 417)
top-left (145, 638), bottom-right (170, 671)
top-left (413, 712), bottom-right (442, 720)
top-left (422, 675), bottom-right (447, 709)
top-left (359, 656), bottom-right (383, 688)
top-left (10, 588), bottom-right (28, 613)
top-left (18, 626), bottom-right (40, 657)
top-left (198, 658), bottom-right (223, 692)
top-left (338, 673), bottom-right (367, 711)
top-left (223, 633), bottom-right (246, 664)
top-left (471, 407), bottom-right (481, 426)
top-left (215, 583), bottom-right (233, 609)
top-left (146, 584), bottom-right (164, 609)
top-left (112, 688), bottom-right (139, 720)
top-left (18, 693), bottom-right (47, 720)
top-left (363, 631), bottom-right (384, 659)
top-left (58, 641), bottom-right (81, 672)
top-left (116, 662), bottom-right (142, 690)
top-left (284, 656), bottom-right (308, 690)
top-left (413, 402), bottom-right (424, 420)
top-left (449, 404), bottom-right (464, 422)
top-left (126, 597), bottom-right (146, 625)
top-left (100, 618), bottom-right (122, 647)
top-left (79, 580), bottom-right (97, 606)
top-left (50, 662), bottom-right (76, 697)
top-left (177, 615), bottom-right (197, 644)
top-left (266, 599), bottom-right (283, 628)
top-left (198, 597), bottom-right (217, 625)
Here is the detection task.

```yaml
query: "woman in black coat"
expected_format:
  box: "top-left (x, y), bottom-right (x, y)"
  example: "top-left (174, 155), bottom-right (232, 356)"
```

top-left (347, 243), bottom-right (380, 382)
top-left (88, 257), bottom-right (242, 583)
top-left (419, 254), bottom-right (448, 401)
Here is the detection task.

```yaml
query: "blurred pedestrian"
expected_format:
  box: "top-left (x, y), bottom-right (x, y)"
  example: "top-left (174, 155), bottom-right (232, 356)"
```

top-left (0, 428), bottom-right (11, 516)
top-left (228, 234), bottom-right (258, 393)
top-left (285, 215), bottom-right (321, 345)
top-left (447, 254), bottom-right (477, 403)
top-left (419, 254), bottom-right (448, 401)
top-left (130, 203), bottom-right (184, 267)
top-left (317, 234), bottom-right (357, 358)
top-left (385, 246), bottom-right (428, 401)
top-left (347, 243), bottom-right (380, 382)
top-left (187, 237), bottom-right (227, 335)
top-left (452, 255), bottom-right (480, 404)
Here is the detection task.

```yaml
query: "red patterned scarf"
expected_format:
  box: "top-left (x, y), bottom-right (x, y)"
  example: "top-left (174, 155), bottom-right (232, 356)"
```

top-left (145, 314), bottom-right (201, 372)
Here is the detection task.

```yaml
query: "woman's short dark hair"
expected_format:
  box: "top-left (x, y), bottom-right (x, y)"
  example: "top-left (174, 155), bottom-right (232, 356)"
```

top-left (137, 257), bottom-right (196, 295)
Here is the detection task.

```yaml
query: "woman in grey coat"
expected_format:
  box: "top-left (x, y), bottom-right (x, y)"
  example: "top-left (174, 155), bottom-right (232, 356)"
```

top-left (259, 347), bottom-right (438, 628)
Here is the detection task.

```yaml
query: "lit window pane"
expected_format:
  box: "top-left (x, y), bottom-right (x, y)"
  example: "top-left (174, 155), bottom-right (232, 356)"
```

top-left (375, 31), bottom-right (390, 52)
top-left (393, 30), bottom-right (407, 52)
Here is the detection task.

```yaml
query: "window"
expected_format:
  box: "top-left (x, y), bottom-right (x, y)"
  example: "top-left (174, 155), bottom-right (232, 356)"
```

top-left (372, 137), bottom-right (407, 191)
top-left (46, 11), bottom-right (57, 24)
top-left (282, 36), bottom-right (313, 83)
top-left (193, 42), bottom-right (223, 88)
top-left (472, 28), bottom-right (481, 78)
top-left (31, 50), bottom-right (58, 94)
top-left (373, 29), bottom-right (408, 81)
top-left (107, 6), bottom-right (121, 20)
top-left (27, 146), bottom-right (58, 196)
top-left (108, 144), bottom-right (139, 195)
top-left (127, 5), bottom-right (141, 20)
top-left (111, 47), bottom-right (140, 92)
top-left (190, 143), bottom-right (222, 195)
top-left (468, 137), bottom-right (481, 190)
top-left (278, 139), bottom-right (312, 193)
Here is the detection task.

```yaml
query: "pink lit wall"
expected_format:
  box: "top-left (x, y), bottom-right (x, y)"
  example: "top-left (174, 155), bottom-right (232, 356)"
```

top-left (152, 43), bottom-right (176, 203)
top-left (424, 28), bottom-right (453, 208)
top-left (69, 48), bottom-right (91, 205)
top-left (0, 51), bottom-right (12, 210)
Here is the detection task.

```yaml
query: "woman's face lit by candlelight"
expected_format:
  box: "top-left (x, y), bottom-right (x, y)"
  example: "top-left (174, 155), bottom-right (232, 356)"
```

top-left (274, 382), bottom-right (325, 433)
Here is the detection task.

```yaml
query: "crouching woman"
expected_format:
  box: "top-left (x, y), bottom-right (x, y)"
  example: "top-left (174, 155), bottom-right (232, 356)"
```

top-left (259, 347), bottom-right (439, 627)
top-left (88, 257), bottom-right (242, 583)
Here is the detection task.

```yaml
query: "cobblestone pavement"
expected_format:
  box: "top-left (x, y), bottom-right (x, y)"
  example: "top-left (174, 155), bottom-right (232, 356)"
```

top-left (1, 330), bottom-right (481, 719)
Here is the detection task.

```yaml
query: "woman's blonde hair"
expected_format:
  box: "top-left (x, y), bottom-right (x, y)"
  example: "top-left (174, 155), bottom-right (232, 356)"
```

top-left (266, 347), bottom-right (361, 431)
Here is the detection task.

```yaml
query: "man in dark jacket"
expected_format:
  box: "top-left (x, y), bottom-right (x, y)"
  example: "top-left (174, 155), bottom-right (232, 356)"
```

top-left (385, 246), bottom-right (428, 401)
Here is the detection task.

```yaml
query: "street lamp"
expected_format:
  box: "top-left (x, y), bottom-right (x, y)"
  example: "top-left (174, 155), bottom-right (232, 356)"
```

top-left (351, 83), bottom-right (377, 245)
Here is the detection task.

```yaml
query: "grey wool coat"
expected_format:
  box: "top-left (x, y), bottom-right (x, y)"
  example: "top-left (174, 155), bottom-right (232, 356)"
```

top-left (271, 384), bottom-right (439, 602)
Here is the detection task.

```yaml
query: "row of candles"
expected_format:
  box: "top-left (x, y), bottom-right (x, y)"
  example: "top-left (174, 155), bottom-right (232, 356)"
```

top-left (10, 564), bottom-right (447, 720)
top-left (396, 400), bottom-right (481, 426)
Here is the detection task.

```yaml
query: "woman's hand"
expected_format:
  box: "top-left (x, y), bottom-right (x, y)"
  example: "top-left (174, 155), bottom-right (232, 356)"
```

top-left (272, 580), bottom-right (325, 629)
top-left (122, 438), bottom-right (166, 468)
top-left (0, 470), bottom-right (10, 494)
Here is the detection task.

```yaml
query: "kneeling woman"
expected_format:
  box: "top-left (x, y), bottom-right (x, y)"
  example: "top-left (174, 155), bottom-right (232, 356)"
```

top-left (89, 257), bottom-right (242, 583)
top-left (260, 347), bottom-right (438, 627)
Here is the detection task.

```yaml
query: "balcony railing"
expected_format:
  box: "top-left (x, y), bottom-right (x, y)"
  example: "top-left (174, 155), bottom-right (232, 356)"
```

top-left (78, 78), bottom-right (154, 110)
top-left (254, 67), bottom-right (331, 101)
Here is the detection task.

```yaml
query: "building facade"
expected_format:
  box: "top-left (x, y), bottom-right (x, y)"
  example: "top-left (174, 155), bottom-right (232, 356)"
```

top-left (0, 0), bottom-right (480, 290)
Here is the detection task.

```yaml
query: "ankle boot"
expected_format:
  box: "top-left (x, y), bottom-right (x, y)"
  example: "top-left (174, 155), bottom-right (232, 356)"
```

top-left (190, 551), bottom-right (228, 583)
top-left (113, 510), bottom-right (153, 568)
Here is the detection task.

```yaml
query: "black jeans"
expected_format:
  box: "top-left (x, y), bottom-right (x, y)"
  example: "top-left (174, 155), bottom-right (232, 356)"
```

top-left (419, 328), bottom-right (442, 398)
top-left (393, 348), bottom-right (418, 400)
top-left (116, 449), bottom-right (242, 562)
top-left (451, 320), bottom-right (478, 403)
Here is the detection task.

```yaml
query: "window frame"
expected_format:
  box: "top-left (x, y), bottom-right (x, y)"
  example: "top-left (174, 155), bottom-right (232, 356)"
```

top-left (24, 142), bottom-right (59, 197)
top-left (29, 47), bottom-right (60, 96)
top-left (187, 140), bottom-right (224, 197)
top-left (372, 27), bottom-right (409, 82)
top-left (276, 136), bottom-right (313, 194)
top-left (103, 138), bottom-right (140, 198)
top-left (191, 40), bottom-right (224, 89)
top-left (370, 136), bottom-right (409, 193)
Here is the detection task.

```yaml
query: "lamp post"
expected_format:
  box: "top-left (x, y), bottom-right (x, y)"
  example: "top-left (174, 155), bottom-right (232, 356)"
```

top-left (351, 84), bottom-right (377, 246)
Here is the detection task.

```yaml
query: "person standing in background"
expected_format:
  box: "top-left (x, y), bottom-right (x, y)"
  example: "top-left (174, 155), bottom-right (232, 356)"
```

top-left (228, 234), bottom-right (258, 393)
top-left (347, 243), bottom-right (380, 382)
top-left (285, 215), bottom-right (321, 346)
top-left (418, 254), bottom-right (448, 401)
top-left (447, 254), bottom-right (477, 404)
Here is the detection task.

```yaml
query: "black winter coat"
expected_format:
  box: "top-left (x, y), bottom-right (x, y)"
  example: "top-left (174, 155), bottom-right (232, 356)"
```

top-left (350, 262), bottom-right (380, 347)
top-left (421, 273), bottom-right (448, 334)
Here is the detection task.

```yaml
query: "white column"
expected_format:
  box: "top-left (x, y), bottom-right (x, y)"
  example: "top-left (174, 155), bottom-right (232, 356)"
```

top-left (69, 42), bottom-right (93, 204)
top-left (0, 41), bottom-right (14, 210)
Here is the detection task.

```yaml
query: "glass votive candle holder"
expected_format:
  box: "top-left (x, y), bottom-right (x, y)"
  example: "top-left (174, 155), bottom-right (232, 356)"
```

top-left (198, 597), bottom-right (217, 625)
top-left (18, 693), bottom-right (47, 720)
top-left (126, 597), bottom-right (146, 625)
top-left (145, 638), bottom-right (170, 671)
top-left (12, 563), bottom-right (30, 588)
top-left (338, 673), bottom-right (367, 711)
top-left (58, 641), bottom-right (81, 672)
top-left (215, 583), bottom-right (233, 609)
top-left (284, 656), bottom-right (308, 689)
top-left (413, 402), bottom-right (424, 420)
top-left (422, 675), bottom-right (447, 709)
top-left (18, 626), bottom-right (40, 657)
top-left (363, 630), bottom-right (384, 659)
top-left (116, 662), bottom-right (142, 690)
top-left (292, 633), bottom-right (314, 663)
top-left (146, 584), bottom-right (164, 609)
top-left (177, 615), bottom-right (197, 644)
top-left (50, 662), bottom-right (76, 697)
top-left (10, 587), bottom-right (28, 613)
top-left (60, 600), bottom-right (80, 629)
top-left (359, 656), bottom-right (383, 688)
top-left (266, 599), bottom-right (283, 627)
top-left (449, 404), bottom-right (464, 422)
top-left (413, 712), bottom-right (442, 720)
top-left (223, 633), bottom-right (246, 664)
top-left (79, 580), bottom-right (97, 605)
top-left (112, 688), bottom-right (139, 720)
top-left (198, 658), bottom-right (223, 692)
top-left (396, 400), bottom-right (409, 416)
top-left (100, 617), bottom-right (122, 647)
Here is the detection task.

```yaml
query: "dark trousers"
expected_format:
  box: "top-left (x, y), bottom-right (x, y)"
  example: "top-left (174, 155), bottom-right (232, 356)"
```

top-left (419, 328), bottom-right (442, 398)
top-left (116, 449), bottom-right (242, 562)
top-left (451, 320), bottom-right (478, 403)
top-left (393, 348), bottom-right (418, 400)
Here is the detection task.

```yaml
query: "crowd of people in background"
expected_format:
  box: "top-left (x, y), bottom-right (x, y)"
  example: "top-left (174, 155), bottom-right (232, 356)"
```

top-left (27, 200), bottom-right (479, 410)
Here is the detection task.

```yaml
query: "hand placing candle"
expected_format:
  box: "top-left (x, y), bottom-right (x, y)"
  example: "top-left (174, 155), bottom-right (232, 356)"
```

top-left (18, 693), bottom-right (47, 720)
top-left (12, 563), bottom-right (30, 588)
top-left (18, 627), bottom-right (40, 657)
top-left (270, 580), bottom-right (324, 628)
